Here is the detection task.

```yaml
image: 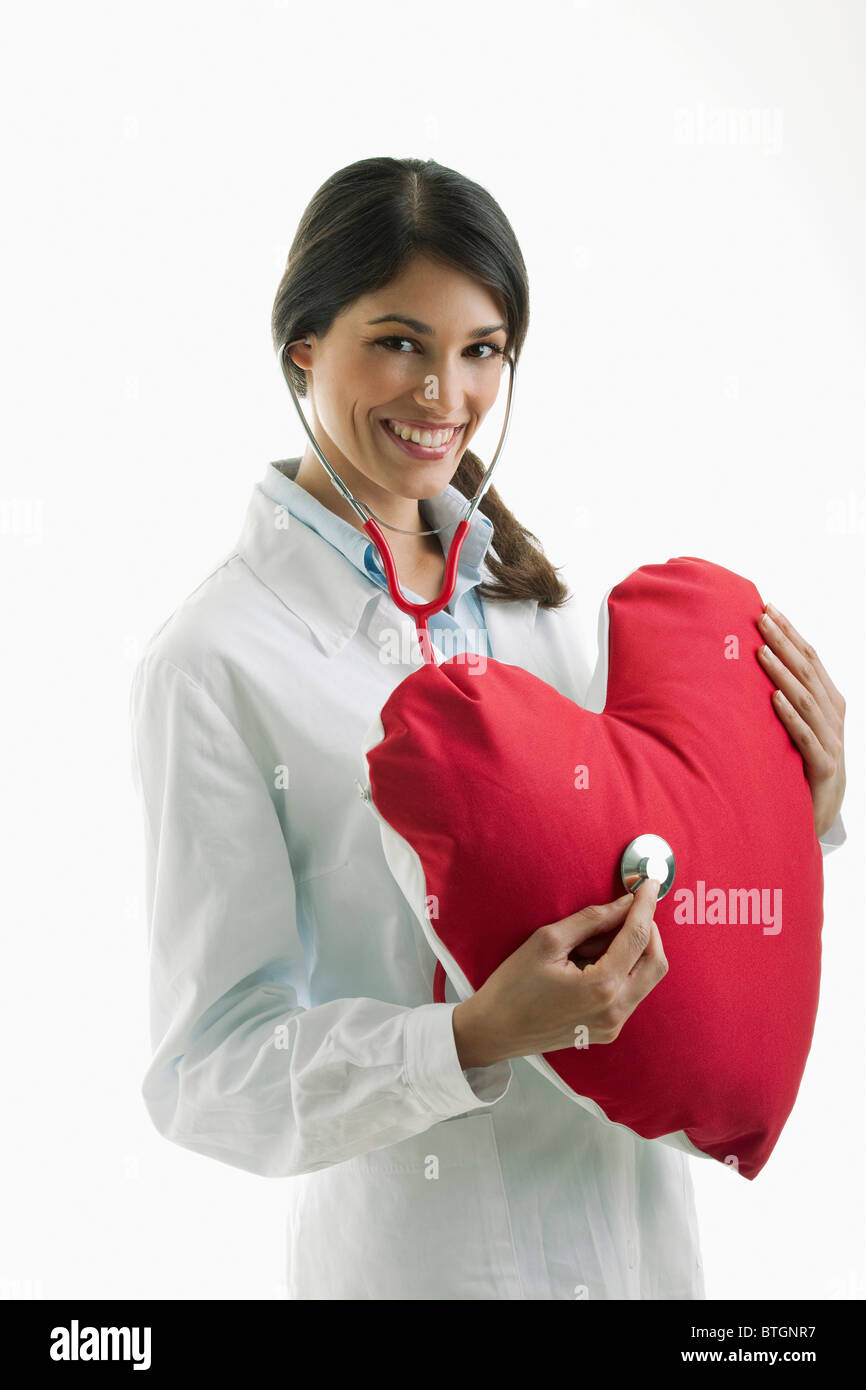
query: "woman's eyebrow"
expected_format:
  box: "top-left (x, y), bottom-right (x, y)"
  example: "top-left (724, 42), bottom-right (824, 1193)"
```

top-left (366, 314), bottom-right (507, 339)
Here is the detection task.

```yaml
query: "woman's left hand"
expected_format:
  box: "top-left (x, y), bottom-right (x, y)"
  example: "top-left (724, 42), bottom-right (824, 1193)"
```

top-left (756, 601), bottom-right (846, 839)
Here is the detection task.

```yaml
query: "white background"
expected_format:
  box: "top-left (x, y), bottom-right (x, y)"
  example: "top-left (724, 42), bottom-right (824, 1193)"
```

top-left (2, 0), bottom-right (862, 1300)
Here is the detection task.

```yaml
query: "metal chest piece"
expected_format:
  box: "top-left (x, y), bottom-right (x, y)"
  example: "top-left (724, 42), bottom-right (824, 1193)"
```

top-left (620, 834), bottom-right (676, 898)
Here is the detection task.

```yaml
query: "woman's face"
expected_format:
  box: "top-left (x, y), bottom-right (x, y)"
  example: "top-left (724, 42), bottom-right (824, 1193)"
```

top-left (288, 253), bottom-right (510, 503)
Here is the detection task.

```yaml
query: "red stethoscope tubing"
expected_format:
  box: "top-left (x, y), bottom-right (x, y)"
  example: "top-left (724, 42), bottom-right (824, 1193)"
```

top-left (362, 515), bottom-right (471, 667)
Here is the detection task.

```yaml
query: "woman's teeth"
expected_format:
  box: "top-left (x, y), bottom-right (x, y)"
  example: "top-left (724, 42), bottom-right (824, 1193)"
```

top-left (386, 419), bottom-right (457, 448)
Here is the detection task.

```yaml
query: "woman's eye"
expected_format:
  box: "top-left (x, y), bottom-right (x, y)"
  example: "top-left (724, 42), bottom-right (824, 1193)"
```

top-left (375, 336), bottom-right (505, 359)
top-left (467, 342), bottom-right (505, 360)
top-left (377, 336), bottom-right (416, 352)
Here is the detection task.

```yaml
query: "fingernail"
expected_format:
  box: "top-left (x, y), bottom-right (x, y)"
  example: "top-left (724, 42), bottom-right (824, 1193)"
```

top-left (647, 878), bottom-right (661, 893)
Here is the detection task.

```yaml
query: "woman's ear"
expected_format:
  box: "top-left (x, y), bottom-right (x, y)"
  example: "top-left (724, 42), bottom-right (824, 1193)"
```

top-left (286, 337), bottom-right (314, 371)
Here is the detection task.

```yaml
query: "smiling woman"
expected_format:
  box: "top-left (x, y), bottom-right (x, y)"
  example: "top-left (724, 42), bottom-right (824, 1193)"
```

top-left (274, 250), bottom-right (520, 637)
top-left (131, 155), bottom-right (721, 1303)
top-left (271, 157), bottom-right (569, 609)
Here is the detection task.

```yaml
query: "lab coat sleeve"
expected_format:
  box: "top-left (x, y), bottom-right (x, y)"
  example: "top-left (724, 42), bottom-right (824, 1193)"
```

top-left (819, 811), bottom-right (846, 856)
top-left (129, 655), bottom-right (512, 1180)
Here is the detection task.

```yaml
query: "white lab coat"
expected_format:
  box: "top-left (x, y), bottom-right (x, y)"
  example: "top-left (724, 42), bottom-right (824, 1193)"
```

top-left (129, 469), bottom-right (844, 1300)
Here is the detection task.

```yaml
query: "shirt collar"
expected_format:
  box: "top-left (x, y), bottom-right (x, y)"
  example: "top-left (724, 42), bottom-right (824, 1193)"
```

top-left (236, 458), bottom-right (497, 657)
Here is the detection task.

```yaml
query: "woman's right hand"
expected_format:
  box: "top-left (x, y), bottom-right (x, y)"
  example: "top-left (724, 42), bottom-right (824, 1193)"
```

top-left (452, 878), bottom-right (667, 1067)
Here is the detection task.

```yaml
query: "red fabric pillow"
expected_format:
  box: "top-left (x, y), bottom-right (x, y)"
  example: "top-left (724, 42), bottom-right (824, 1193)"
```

top-left (361, 557), bottom-right (824, 1180)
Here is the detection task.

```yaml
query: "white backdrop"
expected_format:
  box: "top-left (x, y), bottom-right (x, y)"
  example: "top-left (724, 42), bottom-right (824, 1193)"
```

top-left (2, 0), bottom-right (862, 1301)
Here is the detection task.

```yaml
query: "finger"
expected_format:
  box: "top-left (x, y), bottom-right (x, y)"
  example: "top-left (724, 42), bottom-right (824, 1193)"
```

top-left (758, 642), bottom-right (840, 758)
top-left (593, 878), bottom-right (660, 979)
top-left (757, 613), bottom-right (835, 727)
top-left (757, 619), bottom-right (843, 765)
top-left (770, 689), bottom-right (840, 781)
top-left (554, 893), bottom-right (634, 953)
top-left (616, 917), bottom-right (668, 1012)
top-left (759, 603), bottom-right (845, 721)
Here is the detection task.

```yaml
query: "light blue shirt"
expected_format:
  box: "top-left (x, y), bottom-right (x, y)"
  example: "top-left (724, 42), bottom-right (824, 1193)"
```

top-left (258, 457), bottom-right (495, 658)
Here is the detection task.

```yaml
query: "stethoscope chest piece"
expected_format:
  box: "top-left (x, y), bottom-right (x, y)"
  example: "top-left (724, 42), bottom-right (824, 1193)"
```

top-left (620, 834), bottom-right (676, 898)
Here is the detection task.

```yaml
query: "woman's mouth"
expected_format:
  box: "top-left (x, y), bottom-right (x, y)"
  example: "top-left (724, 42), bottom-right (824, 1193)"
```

top-left (379, 417), bottom-right (464, 460)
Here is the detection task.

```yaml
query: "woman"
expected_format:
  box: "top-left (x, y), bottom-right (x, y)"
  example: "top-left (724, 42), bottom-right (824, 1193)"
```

top-left (130, 156), bottom-right (847, 1300)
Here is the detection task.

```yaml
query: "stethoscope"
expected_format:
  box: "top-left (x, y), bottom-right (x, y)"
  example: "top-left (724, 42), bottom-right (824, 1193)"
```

top-left (278, 338), bottom-right (517, 665)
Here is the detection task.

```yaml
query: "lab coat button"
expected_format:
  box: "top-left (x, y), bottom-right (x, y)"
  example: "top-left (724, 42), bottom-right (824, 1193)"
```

top-left (354, 778), bottom-right (371, 803)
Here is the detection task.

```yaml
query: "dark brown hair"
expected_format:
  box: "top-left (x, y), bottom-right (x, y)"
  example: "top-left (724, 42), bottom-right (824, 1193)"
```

top-left (271, 156), bottom-right (570, 608)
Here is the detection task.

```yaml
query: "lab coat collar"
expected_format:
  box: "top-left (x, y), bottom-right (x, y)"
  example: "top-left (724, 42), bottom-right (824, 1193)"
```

top-left (236, 463), bottom-right (537, 659)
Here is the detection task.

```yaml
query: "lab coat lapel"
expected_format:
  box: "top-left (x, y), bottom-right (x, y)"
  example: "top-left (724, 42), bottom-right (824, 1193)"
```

top-left (483, 593), bottom-right (541, 673)
top-left (479, 551), bottom-right (542, 675)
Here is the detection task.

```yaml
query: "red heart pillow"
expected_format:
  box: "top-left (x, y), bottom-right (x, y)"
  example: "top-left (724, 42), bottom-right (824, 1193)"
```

top-left (360, 557), bottom-right (824, 1180)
